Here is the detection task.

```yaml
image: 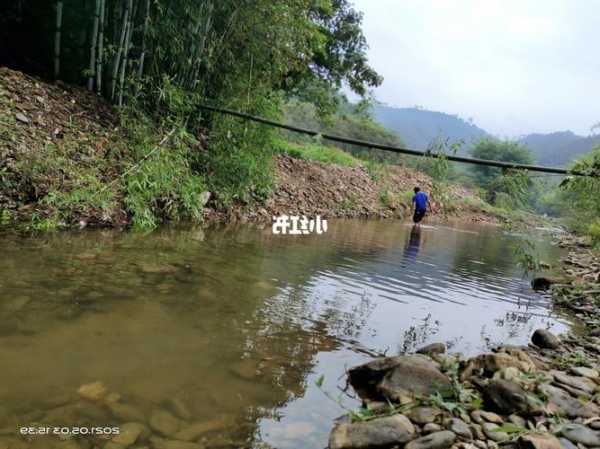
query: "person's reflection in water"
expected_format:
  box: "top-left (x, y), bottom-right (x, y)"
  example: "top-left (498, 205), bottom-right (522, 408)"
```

top-left (402, 225), bottom-right (423, 264)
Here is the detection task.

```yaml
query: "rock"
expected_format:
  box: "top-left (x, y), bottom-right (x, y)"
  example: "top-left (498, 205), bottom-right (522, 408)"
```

top-left (551, 371), bottom-right (597, 394)
top-left (149, 439), bottom-right (203, 449)
top-left (482, 423), bottom-right (509, 443)
top-left (377, 356), bottom-right (452, 402)
top-left (15, 112), bottom-right (29, 124)
top-left (590, 328), bottom-right (600, 337)
top-left (417, 343), bottom-right (446, 356)
top-left (519, 433), bottom-right (562, 449)
top-left (107, 402), bottom-right (146, 422)
top-left (557, 437), bottom-right (578, 449)
top-left (328, 414), bottom-right (416, 449)
top-left (423, 423), bottom-right (443, 434)
top-left (448, 418), bottom-right (473, 440)
top-left (531, 329), bottom-right (560, 350)
top-left (481, 379), bottom-right (538, 415)
top-left (531, 277), bottom-right (560, 291)
top-left (162, 398), bottom-right (191, 421)
top-left (199, 191), bottom-right (211, 207)
top-left (110, 422), bottom-right (146, 447)
top-left (539, 384), bottom-right (600, 418)
top-left (559, 424), bottom-right (600, 446)
top-left (349, 355), bottom-right (447, 402)
top-left (569, 366), bottom-right (599, 380)
top-left (173, 417), bottom-right (235, 442)
top-left (473, 441), bottom-right (487, 449)
top-left (487, 441), bottom-right (499, 449)
top-left (470, 424), bottom-right (485, 440)
top-left (78, 381), bottom-right (108, 401)
top-left (405, 431), bottom-right (457, 449)
top-left (407, 407), bottom-right (443, 425)
top-left (471, 411), bottom-right (504, 425)
top-left (461, 353), bottom-right (533, 381)
top-left (508, 415), bottom-right (526, 427)
top-left (149, 409), bottom-right (181, 437)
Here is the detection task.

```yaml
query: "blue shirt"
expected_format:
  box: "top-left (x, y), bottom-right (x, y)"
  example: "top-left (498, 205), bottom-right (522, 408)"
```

top-left (412, 191), bottom-right (428, 212)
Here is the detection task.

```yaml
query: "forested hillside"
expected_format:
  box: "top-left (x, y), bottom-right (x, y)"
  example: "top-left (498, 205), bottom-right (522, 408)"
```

top-left (371, 105), bottom-right (489, 153)
top-left (518, 131), bottom-right (600, 167)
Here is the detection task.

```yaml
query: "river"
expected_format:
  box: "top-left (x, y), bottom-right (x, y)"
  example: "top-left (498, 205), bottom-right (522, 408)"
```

top-left (0, 220), bottom-right (570, 449)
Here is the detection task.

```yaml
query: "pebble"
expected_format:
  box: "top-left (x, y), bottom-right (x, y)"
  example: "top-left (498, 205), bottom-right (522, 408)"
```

top-left (448, 418), bottom-right (473, 440)
top-left (109, 422), bottom-right (145, 447)
top-left (423, 423), bottom-right (443, 434)
top-left (482, 423), bottom-right (509, 443)
top-left (77, 381), bottom-right (108, 401)
top-left (471, 411), bottom-right (503, 425)
top-left (149, 409), bottom-right (181, 437)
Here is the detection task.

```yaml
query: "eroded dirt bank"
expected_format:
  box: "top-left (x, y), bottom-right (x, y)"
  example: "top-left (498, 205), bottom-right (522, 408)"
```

top-left (327, 235), bottom-right (600, 449)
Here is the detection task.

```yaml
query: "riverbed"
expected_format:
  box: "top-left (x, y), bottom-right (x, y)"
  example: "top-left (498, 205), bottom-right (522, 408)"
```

top-left (0, 220), bottom-right (571, 448)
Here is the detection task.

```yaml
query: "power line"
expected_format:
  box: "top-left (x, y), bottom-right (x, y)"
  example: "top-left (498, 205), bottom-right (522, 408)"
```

top-left (198, 104), bottom-right (594, 177)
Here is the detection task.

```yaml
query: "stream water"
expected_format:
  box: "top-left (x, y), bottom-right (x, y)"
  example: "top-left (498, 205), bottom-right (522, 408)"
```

top-left (0, 220), bottom-right (570, 449)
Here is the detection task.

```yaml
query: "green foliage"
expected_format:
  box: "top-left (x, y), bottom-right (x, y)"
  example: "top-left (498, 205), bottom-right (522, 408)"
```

top-left (470, 139), bottom-right (536, 207)
top-left (275, 139), bottom-right (360, 167)
top-left (588, 218), bottom-right (600, 246)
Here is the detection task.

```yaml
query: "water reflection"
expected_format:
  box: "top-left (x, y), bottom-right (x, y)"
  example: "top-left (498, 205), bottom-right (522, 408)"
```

top-left (0, 220), bottom-right (570, 449)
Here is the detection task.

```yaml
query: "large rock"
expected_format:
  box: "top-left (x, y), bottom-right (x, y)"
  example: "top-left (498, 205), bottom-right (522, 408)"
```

top-left (376, 356), bottom-right (451, 402)
top-left (538, 384), bottom-right (600, 418)
top-left (460, 353), bottom-right (533, 381)
top-left (559, 424), bottom-right (600, 447)
top-left (149, 409), bottom-right (181, 437)
top-left (519, 433), bottom-right (562, 449)
top-left (328, 414), bottom-right (416, 449)
top-left (481, 379), bottom-right (538, 415)
top-left (404, 431), bottom-right (457, 449)
top-left (531, 329), bottom-right (560, 349)
top-left (417, 343), bottom-right (446, 356)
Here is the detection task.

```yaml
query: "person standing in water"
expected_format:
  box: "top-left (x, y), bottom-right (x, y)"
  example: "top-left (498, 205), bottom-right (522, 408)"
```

top-left (411, 186), bottom-right (431, 225)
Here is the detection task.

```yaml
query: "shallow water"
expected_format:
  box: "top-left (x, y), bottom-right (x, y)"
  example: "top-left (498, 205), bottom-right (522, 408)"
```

top-left (0, 220), bottom-right (569, 448)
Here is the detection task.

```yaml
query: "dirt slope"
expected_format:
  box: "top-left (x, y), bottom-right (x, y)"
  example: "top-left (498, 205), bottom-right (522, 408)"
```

top-left (1, 67), bottom-right (496, 228)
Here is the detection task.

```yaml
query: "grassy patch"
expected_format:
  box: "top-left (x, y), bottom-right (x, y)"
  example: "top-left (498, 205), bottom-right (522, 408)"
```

top-left (275, 138), bottom-right (361, 167)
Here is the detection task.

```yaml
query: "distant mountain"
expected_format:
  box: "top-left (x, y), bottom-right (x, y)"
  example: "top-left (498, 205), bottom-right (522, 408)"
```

top-left (517, 131), bottom-right (600, 167)
top-left (371, 105), bottom-right (490, 154)
top-left (371, 104), bottom-right (599, 166)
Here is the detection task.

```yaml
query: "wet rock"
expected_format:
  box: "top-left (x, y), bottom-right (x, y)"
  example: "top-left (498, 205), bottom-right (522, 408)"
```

top-left (328, 414), bottom-right (416, 449)
top-left (348, 355), bottom-right (446, 402)
top-left (448, 418), bottom-right (473, 440)
top-left (173, 417), bottom-right (235, 442)
top-left (110, 422), bottom-right (146, 447)
top-left (417, 343), bottom-right (446, 356)
top-left (569, 366), bottom-right (599, 380)
top-left (107, 402), bottom-right (146, 422)
top-left (149, 409), bottom-right (181, 437)
top-left (78, 381), bottom-right (108, 401)
top-left (531, 329), bottom-right (560, 350)
top-left (407, 407), bottom-right (443, 425)
top-left (404, 431), bottom-right (457, 449)
top-left (481, 379), bottom-right (538, 415)
top-left (559, 424), bottom-right (600, 446)
top-left (162, 398), bottom-right (191, 421)
top-left (519, 433), bottom-right (562, 449)
top-left (482, 423), bottom-right (509, 443)
top-left (539, 384), bottom-right (600, 418)
top-left (377, 356), bottom-right (451, 402)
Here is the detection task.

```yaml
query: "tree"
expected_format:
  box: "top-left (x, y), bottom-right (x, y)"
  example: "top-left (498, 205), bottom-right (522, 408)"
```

top-left (470, 138), bottom-right (535, 205)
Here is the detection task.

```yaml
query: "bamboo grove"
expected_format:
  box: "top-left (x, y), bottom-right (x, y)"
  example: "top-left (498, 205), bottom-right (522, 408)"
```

top-left (0, 0), bottom-right (383, 113)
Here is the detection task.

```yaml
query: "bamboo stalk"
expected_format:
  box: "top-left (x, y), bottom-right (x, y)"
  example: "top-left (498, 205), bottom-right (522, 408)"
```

top-left (87, 0), bottom-right (101, 90)
top-left (118, 0), bottom-right (134, 106)
top-left (136, 0), bottom-right (150, 79)
top-left (53, 1), bottom-right (63, 79)
top-left (110, 0), bottom-right (131, 101)
top-left (96, 0), bottom-right (106, 94)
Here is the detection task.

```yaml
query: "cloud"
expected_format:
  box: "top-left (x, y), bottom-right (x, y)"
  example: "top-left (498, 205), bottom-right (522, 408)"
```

top-left (353, 0), bottom-right (599, 136)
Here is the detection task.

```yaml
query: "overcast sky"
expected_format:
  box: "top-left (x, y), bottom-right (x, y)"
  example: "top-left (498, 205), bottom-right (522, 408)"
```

top-left (352, 0), bottom-right (599, 137)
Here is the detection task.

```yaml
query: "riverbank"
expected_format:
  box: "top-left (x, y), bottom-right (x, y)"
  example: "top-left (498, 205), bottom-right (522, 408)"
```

top-left (0, 67), bottom-right (507, 231)
top-left (327, 235), bottom-right (600, 449)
